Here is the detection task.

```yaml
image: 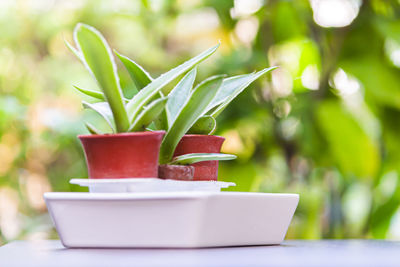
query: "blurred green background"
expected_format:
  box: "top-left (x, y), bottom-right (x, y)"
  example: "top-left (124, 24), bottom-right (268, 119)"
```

top-left (1, 0), bottom-right (400, 244)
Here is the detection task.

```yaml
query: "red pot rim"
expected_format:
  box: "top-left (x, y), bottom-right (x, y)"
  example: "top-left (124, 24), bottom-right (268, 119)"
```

top-left (78, 130), bottom-right (166, 139)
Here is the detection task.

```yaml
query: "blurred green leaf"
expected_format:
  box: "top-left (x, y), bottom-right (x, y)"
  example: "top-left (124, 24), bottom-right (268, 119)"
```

top-left (316, 100), bottom-right (380, 178)
top-left (370, 184), bottom-right (400, 238)
top-left (270, 1), bottom-right (308, 42)
top-left (341, 57), bottom-right (400, 109)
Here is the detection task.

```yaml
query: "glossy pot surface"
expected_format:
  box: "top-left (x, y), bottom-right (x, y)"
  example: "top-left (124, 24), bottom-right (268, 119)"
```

top-left (173, 134), bottom-right (225, 181)
top-left (79, 131), bottom-right (165, 179)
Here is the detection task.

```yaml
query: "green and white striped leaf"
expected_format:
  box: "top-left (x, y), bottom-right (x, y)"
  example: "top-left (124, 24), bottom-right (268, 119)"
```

top-left (125, 43), bottom-right (220, 123)
top-left (208, 66), bottom-right (277, 117)
top-left (187, 115), bottom-right (216, 134)
top-left (85, 122), bottom-right (102, 135)
top-left (151, 91), bottom-right (169, 131)
top-left (74, 23), bottom-right (130, 132)
top-left (74, 85), bottom-right (130, 103)
top-left (74, 85), bottom-right (105, 101)
top-left (153, 108), bottom-right (169, 130)
top-left (115, 51), bottom-right (153, 90)
top-left (64, 39), bottom-right (83, 62)
top-left (170, 153), bottom-right (236, 165)
top-left (159, 75), bottom-right (223, 164)
top-left (166, 68), bottom-right (197, 128)
top-left (129, 97), bottom-right (168, 131)
top-left (82, 101), bottom-right (115, 132)
top-left (207, 74), bottom-right (249, 109)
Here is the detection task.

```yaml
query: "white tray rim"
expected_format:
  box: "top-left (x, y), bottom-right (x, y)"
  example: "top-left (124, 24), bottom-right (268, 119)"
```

top-left (44, 191), bottom-right (300, 201)
top-left (70, 178), bottom-right (235, 186)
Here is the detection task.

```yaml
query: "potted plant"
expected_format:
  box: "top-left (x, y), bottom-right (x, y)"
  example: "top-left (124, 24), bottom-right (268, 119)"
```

top-left (157, 67), bottom-right (278, 180)
top-left (157, 71), bottom-right (236, 180)
top-left (67, 23), bottom-right (219, 179)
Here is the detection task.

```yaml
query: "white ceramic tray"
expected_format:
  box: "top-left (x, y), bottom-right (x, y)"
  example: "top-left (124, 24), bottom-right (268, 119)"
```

top-left (70, 178), bottom-right (236, 193)
top-left (44, 192), bottom-right (299, 248)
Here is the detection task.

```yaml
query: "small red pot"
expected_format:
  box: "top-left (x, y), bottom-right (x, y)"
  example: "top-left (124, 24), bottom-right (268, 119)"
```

top-left (79, 131), bottom-right (165, 179)
top-left (173, 134), bottom-right (225, 181)
top-left (158, 164), bottom-right (194, 180)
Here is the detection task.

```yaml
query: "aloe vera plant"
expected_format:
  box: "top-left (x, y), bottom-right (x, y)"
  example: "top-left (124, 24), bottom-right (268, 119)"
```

top-left (157, 66), bottom-right (277, 165)
top-left (67, 23), bottom-right (219, 134)
top-left (69, 23), bottom-right (276, 169)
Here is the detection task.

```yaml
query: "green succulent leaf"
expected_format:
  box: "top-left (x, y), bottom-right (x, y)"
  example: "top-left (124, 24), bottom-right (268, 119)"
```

top-left (115, 51), bottom-right (153, 90)
top-left (166, 68), bottom-right (197, 128)
top-left (170, 153), bottom-right (237, 165)
top-left (146, 122), bottom-right (157, 131)
top-left (64, 39), bottom-right (83, 62)
top-left (74, 23), bottom-right (130, 132)
top-left (159, 75), bottom-right (224, 164)
top-left (207, 74), bottom-right (249, 109)
top-left (82, 101), bottom-right (115, 132)
top-left (73, 85), bottom-right (130, 103)
top-left (209, 66), bottom-right (278, 117)
top-left (85, 122), bottom-right (102, 134)
top-left (129, 97), bottom-right (169, 131)
top-left (187, 115), bottom-right (216, 134)
top-left (125, 43), bottom-right (220, 124)
top-left (153, 108), bottom-right (169, 130)
top-left (151, 91), bottom-right (169, 130)
top-left (73, 85), bottom-right (105, 101)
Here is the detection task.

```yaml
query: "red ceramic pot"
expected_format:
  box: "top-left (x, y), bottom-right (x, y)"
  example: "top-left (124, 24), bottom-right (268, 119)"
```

top-left (158, 164), bottom-right (194, 180)
top-left (79, 131), bottom-right (165, 179)
top-left (173, 134), bottom-right (225, 181)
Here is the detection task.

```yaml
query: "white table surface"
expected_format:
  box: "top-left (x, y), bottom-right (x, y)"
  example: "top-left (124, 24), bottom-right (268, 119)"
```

top-left (1, 240), bottom-right (399, 267)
